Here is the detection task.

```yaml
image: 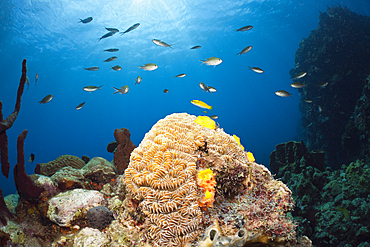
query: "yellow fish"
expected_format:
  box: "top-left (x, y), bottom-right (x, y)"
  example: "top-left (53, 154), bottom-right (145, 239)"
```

top-left (233, 134), bottom-right (244, 150)
top-left (338, 206), bottom-right (350, 220)
top-left (194, 116), bottom-right (216, 129)
top-left (191, 100), bottom-right (213, 110)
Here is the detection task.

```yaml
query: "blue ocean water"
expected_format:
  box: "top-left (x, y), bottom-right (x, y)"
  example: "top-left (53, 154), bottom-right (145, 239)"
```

top-left (1, 0), bottom-right (369, 196)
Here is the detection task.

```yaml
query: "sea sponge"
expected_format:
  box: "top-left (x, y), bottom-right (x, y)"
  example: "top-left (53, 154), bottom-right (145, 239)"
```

top-left (125, 113), bottom-right (247, 247)
top-left (197, 169), bottom-right (216, 208)
top-left (35, 155), bottom-right (86, 177)
top-left (194, 116), bottom-right (216, 130)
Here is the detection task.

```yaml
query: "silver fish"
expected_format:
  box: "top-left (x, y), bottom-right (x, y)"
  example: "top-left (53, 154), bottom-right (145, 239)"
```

top-left (290, 72), bottom-right (307, 80)
top-left (39, 94), bottom-right (53, 104)
top-left (111, 65), bottom-right (122, 71)
top-left (248, 66), bottom-right (264, 73)
top-left (112, 85), bottom-right (129, 94)
top-left (134, 76), bottom-right (142, 85)
top-left (290, 82), bottom-right (307, 88)
top-left (275, 90), bottom-right (292, 97)
top-left (236, 25), bottom-right (253, 32)
top-left (120, 23), bottom-right (140, 35)
top-left (152, 39), bottom-right (174, 49)
top-left (138, 63), bottom-right (158, 71)
top-left (79, 17), bottom-right (93, 23)
top-left (199, 82), bottom-right (209, 92)
top-left (104, 56), bottom-right (117, 62)
top-left (237, 46), bottom-right (252, 56)
top-left (98, 31), bottom-right (116, 42)
top-left (207, 86), bottom-right (217, 93)
top-left (200, 57), bottom-right (223, 66)
top-left (75, 102), bottom-right (85, 110)
top-left (104, 48), bottom-right (119, 52)
top-left (175, 73), bottom-right (186, 78)
top-left (105, 27), bottom-right (119, 33)
top-left (84, 66), bottom-right (100, 71)
top-left (83, 85), bottom-right (103, 92)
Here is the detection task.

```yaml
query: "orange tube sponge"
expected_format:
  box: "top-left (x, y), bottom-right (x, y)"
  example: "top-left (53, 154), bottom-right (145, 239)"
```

top-left (197, 168), bottom-right (216, 208)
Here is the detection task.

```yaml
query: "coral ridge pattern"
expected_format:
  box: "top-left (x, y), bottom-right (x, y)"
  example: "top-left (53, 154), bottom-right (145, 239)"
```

top-left (125, 113), bottom-right (296, 246)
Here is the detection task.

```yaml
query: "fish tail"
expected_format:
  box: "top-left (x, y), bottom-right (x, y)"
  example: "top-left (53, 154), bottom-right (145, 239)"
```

top-left (199, 60), bottom-right (204, 66)
top-left (98, 85), bottom-right (103, 90)
top-left (209, 106), bottom-right (213, 110)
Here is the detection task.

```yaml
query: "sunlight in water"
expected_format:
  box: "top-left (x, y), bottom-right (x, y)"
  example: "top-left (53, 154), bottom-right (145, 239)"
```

top-left (129, 0), bottom-right (177, 21)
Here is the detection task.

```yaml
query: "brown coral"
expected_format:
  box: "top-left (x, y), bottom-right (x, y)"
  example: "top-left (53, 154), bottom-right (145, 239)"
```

top-left (0, 59), bottom-right (27, 178)
top-left (113, 128), bottom-right (136, 174)
top-left (35, 155), bottom-right (86, 177)
top-left (125, 113), bottom-right (248, 247)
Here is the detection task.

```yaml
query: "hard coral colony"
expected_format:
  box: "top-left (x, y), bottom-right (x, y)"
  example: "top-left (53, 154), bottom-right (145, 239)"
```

top-left (125, 113), bottom-right (299, 247)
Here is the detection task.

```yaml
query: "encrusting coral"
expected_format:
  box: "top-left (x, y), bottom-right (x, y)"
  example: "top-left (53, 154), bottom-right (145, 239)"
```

top-left (35, 155), bottom-right (86, 176)
top-left (125, 113), bottom-right (300, 247)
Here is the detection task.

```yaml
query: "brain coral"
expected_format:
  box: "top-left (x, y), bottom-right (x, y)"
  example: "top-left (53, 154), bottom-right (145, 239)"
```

top-left (125, 113), bottom-right (248, 246)
top-left (35, 155), bottom-right (86, 176)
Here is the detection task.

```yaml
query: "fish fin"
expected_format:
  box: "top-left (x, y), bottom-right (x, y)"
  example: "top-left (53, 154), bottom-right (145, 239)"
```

top-left (98, 85), bottom-right (103, 90)
top-left (199, 60), bottom-right (204, 66)
top-left (209, 106), bottom-right (213, 110)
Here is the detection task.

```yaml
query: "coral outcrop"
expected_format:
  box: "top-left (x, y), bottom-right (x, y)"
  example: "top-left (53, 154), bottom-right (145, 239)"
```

top-left (294, 6), bottom-right (370, 168)
top-left (125, 113), bottom-right (298, 247)
top-left (0, 59), bottom-right (27, 178)
top-left (35, 155), bottom-right (86, 176)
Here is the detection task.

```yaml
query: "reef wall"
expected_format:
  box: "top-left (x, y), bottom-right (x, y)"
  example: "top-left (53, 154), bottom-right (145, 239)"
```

top-left (293, 6), bottom-right (370, 169)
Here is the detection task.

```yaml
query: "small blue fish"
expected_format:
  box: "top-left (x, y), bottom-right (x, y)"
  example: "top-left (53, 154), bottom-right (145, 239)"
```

top-left (120, 23), bottom-right (140, 35)
top-left (79, 17), bottom-right (93, 24)
top-left (99, 32), bottom-right (116, 42)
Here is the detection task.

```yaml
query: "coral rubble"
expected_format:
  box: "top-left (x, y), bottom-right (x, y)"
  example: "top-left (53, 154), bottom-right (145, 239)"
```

top-left (293, 6), bottom-right (370, 168)
top-left (0, 59), bottom-right (27, 178)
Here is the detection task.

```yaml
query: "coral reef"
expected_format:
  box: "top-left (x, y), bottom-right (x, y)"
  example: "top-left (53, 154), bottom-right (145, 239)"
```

top-left (86, 206), bottom-right (114, 230)
top-left (270, 141), bottom-right (370, 246)
top-left (0, 59), bottom-right (27, 178)
top-left (125, 113), bottom-right (299, 247)
top-left (2, 114), bottom-right (307, 246)
top-left (113, 128), bottom-right (136, 174)
top-left (35, 154), bottom-right (86, 176)
top-left (293, 6), bottom-right (370, 168)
